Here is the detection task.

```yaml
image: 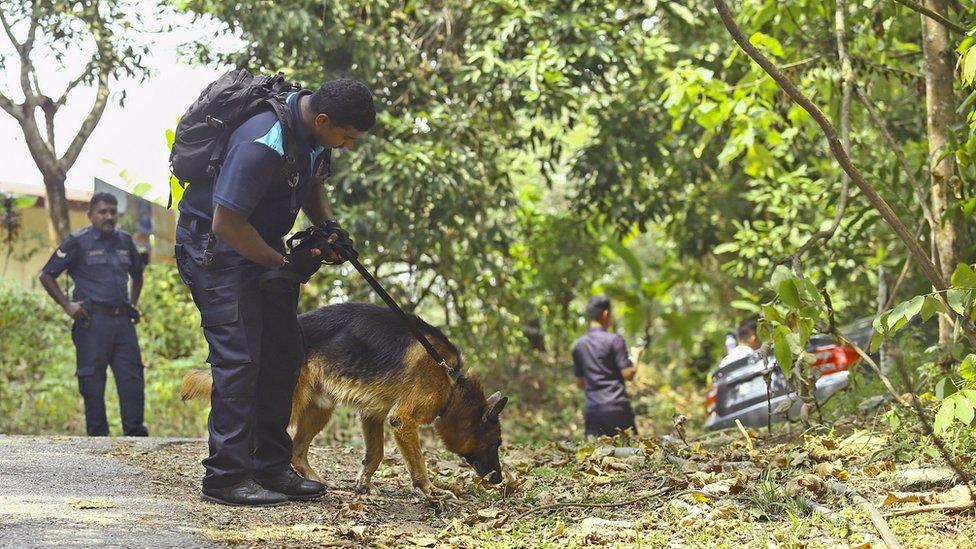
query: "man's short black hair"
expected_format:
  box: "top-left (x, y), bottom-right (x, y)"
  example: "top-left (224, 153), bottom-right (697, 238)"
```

top-left (737, 319), bottom-right (758, 341)
top-left (89, 192), bottom-right (117, 212)
top-left (309, 79), bottom-right (376, 132)
top-left (585, 296), bottom-right (612, 321)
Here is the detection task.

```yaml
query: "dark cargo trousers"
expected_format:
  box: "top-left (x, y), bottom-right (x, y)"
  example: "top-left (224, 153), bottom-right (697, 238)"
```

top-left (584, 403), bottom-right (638, 438)
top-left (175, 222), bottom-right (303, 489)
top-left (72, 313), bottom-right (148, 437)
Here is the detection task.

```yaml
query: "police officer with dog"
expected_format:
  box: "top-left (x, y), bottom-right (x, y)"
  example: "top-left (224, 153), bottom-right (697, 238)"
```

top-left (38, 192), bottom-right (149, 438)
top-left (171, 74), bottom-right (374, 506)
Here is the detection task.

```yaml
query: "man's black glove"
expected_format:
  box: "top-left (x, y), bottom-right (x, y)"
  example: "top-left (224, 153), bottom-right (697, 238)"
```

top-left (259, 221), bottom-right (357, 292)
top-left (318, 220), bottom-right (358, 264)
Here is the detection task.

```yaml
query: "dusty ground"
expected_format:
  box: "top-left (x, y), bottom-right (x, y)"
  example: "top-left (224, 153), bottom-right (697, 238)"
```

top-left (2, 428), bottom-right (975, 548)
top-left (0, 436), bottom-right (214, 548)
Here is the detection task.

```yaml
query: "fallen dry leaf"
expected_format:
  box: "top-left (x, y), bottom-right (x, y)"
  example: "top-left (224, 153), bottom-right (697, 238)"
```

top-left (406, 536), bottom-right (437, 547)
top-left (66, 498), bottom-right (116, 509)
top-left (787, 474), bottom-right (827, 496)
top-left (860, 461), bottom-right (895, 478)
top-left (812, 460), bottom-right (850, 481)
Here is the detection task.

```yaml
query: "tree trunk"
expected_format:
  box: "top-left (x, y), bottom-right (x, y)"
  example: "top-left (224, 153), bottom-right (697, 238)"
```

top-left (522, 316), bottom-right (547, 353)
top-left (42, 171), bottom-right (71, 242)
top-left (920, 0), bottom-right (959, 347)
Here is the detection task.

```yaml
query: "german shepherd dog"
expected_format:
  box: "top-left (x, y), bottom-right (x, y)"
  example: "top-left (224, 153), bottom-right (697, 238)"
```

top-left (181, 302), bottom-right (508, 495)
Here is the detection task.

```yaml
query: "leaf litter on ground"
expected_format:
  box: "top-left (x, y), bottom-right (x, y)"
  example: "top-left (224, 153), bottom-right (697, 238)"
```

top-left (111, 425), bottom-right (976, 547)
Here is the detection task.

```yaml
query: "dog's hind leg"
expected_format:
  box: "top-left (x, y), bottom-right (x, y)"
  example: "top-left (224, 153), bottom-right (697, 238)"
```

top-left (354, 414), bottom-right (385, 494)
top-left (391, 420), bottom-right (431, 495)
top-left (290, 399), bottom-right (334, 484)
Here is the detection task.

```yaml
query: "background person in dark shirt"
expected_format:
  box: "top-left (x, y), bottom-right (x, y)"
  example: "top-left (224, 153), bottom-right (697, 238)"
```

top-left (38, 192), bottom-right (148, 437)
top-left (571, 296), bottom-right (642, 437)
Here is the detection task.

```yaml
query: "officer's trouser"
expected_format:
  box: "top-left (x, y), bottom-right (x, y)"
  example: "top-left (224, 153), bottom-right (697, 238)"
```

top-left (72, 313), bottom-right (148, 437)
top-left (584, 403), bottom-right (638, 438)
top-left (175, 224), bottom-right (303, 489)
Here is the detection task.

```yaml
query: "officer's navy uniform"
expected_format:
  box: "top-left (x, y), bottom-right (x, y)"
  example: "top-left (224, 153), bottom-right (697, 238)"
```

top-left (41, 226), bottom-right (148, 437)
top-left (176, 90), bottom-right (330, 489)
top-left (571, 327), bottom-right (638, 437)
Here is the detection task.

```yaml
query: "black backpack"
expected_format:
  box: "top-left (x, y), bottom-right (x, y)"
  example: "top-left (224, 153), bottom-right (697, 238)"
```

top-left (169, 69), bottom-right (302, 206)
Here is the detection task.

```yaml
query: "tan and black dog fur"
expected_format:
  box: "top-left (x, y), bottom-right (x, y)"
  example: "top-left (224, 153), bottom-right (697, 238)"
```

top-left (181, 302), bottom-right (508, 494)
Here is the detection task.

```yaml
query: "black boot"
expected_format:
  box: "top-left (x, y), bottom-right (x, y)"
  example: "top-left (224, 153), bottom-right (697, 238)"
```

top-left (201, 478), bottom-right (289, 507)
top-left (255, 468), bottom-right (327, 501)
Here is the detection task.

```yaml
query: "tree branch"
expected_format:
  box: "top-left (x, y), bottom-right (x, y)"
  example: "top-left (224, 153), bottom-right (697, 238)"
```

top-left (0, 92), bottom-right (21, 121)
top-left (710, 0), bottom-right (976, 348)
top-left (42, 98), bottom-right (56, 155)
top-left (890, 0), bottom-right (967, 34)
top-left (0, 8), bottom-right (22, 51)
top-left (59, 66), bottom-right (109, 171)
top-left (24, 3), bottom-right (39, 51)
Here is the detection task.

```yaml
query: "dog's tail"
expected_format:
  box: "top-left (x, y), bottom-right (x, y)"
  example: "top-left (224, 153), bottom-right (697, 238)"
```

top-left (180, 368), bottom-right (213, 402)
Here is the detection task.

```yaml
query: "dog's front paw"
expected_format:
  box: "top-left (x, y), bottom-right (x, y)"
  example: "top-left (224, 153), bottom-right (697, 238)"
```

top-left (411, 480), bottom-right (433, 498)
top-left (293, 464), bottom-right (325, 484)
top-left (354, 478), bottom-right (373, 494)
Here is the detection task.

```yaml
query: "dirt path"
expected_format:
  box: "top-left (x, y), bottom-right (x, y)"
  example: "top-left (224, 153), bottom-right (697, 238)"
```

top-left (0, 436), bottom-right (215, 548)
top-left (0, 435), bottom-right (446, 547)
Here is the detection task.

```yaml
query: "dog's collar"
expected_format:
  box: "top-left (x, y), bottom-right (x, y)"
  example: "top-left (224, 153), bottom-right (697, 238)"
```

top-left (436, 368), bottom-right (463, 418)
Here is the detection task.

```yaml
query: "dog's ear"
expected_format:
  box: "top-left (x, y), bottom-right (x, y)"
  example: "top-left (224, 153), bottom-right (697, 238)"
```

top-left (483, 391), bottom-right (508, 422)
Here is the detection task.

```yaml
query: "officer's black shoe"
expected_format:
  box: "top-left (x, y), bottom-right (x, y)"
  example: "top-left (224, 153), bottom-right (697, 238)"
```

top-left (200, 479), bottom-right (289, 507)
top-left (254, 468), bottom-right (327, 501)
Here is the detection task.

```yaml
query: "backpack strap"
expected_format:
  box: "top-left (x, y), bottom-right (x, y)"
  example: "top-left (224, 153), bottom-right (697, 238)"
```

top-left (266, 94), bottom-right (301, 213)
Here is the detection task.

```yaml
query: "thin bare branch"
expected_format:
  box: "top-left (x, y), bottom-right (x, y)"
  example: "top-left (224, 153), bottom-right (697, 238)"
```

top-left (890, 0), bottom-right (968, 34)
top-left (710, 0), bottom-right (976, 348)
top-left (883, 499), bottom-right (976, 517)
top-left (829, 481), bottom-right (903, 548)
top-left (55, 60), bottom-right (96, 108)
top-left (854, 86), bottom-right (939, 241)
top-left (790, 0), bottom-right (853, 261)
top-left (822, 287), bottom-right (910, 407)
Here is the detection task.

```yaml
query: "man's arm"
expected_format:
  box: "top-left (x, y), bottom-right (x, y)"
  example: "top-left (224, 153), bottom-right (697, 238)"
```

top-left (614, 336), bottom-right (637, 381)
top-left (211, 142), bottom-right (320, 267)
top-left (127, 238), bottom-right (145, 307)
top-left (38, 272), bottom-right (87, 321)
top-left (130, 275), bottom-right (143, 307)
top-left (571, 345), bottom-right (587, 391)
top-left (38, 237), bottom-right (87, 320)
top-left (302, 177), bottom-right (336, 225)
top-left (212, 204), bottom-right (290, 269)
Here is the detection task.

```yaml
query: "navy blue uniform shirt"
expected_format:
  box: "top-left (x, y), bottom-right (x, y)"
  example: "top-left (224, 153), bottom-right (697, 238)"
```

top-left (179, 90), bottom-right (331, 242)
top-left (571, 327), bottom-right (633, 410)
top-left (41, 226), bottom-right (145, 306)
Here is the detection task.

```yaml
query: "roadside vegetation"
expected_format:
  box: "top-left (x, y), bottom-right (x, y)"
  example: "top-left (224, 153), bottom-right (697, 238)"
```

top-left (3, 0), bottom-right (976, 545)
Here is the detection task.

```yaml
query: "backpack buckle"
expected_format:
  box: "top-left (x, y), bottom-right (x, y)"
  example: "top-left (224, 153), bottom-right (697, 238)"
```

top-left (205, 115), bottom-right (225, 129)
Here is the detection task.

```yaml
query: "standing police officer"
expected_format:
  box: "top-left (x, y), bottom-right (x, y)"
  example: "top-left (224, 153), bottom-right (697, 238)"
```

top-left (175, 79), bottom-right (374, 506)
top-left (38, 192), bottom-right (149, 438)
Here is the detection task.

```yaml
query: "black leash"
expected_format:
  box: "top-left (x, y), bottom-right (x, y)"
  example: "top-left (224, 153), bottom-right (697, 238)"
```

top-left (347, 257), bottom-right (460, 386)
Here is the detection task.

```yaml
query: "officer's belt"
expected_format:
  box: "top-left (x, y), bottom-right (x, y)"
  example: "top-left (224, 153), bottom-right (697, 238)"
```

top-left (89, 303), bottom-right (129, 317)
top-left (178, 214), bottom-right (213, 235)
